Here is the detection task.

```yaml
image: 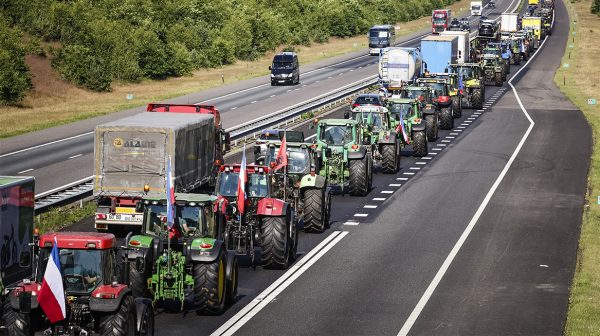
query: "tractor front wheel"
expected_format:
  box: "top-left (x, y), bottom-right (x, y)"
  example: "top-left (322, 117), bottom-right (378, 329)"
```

top-left (452, 98), bottom-right (462, 118)
top-left (3, 301), bottom-right (32, 336)
top-left (193, 249), bottom-right (227, 314)
top-left (425, 114), bottom-right (438, 142)
top-left (439, 108), bottom-right (454, 130)
top-left (261, 216), bottom-right (289, 270)
top-left (381, 144), bottom-right (399, 174)
top-left (99, 295), bottom-right (136, 336)
top-left (303, 188), bottom-right (326, 233)
top-left (471, 89), bottom-right (484, 109)
top-left (412, 131), bottom-right (427, 157)
top-left (349, 156), bottom-right (369, 196)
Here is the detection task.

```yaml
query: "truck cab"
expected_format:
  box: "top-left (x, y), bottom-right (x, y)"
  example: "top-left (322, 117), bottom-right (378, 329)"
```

top-left (270, 52), bottom-right (299, 86)
top-left (368, 25), bottom-right (396, 55)
top-left (432, 9), bottom-right (452, 33)
top-left (471, 1), bottom-right (483, 15)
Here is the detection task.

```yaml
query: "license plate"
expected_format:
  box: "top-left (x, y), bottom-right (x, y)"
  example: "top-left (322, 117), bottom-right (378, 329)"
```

top-left (116, 207), bottom-right (136, 214)
top-left (108, 214), bottom-right (143, 222)
top-left (278, 80), bottom-right (285, 83)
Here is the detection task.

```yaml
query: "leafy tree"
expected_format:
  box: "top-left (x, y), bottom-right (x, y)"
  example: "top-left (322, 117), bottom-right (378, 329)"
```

top-left (0, 19), bottom-right (32, 105)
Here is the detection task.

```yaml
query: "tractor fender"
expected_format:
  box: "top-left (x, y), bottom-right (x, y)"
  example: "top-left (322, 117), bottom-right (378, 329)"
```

top-left (422, 107), bottom-right (436, 115)
top-left (189, 239), bottom-right (224, 263)
top-left (347, 147), bottom-right (367, 160)
top-left (377, 132), bottom-right (397, 145)
top-left (8, 283), bottom-right (40, 311)
top-left (299, 174), bottom-right (326, 190)
top-left (256, 198), bottom-right (288, 217)
top-left (412, 119), bottom-right (426, 132)
top-left (134, 297), bottom-right (154, 334)
top-left (89, 286), bottom-right (132, 312)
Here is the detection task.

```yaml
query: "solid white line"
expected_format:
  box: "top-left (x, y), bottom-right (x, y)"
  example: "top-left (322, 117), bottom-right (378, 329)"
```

top-left (0, 131), bottom-right (94, 158)
top-left (354, 213), bottom-right (368, 217)
top-left (450, 132), bottom-right (459, 135)
top-left (213, 231), bottom-right (348, 336)
top-left (457, 127), bottom-right (465, 129)
top-left (429, 152), bottom-right (438, 155)
top-left (373, 198), bottom-right (386, 201)
top-left (445, 136), bottom-right (455, 139)
top-left (18, 168), bottom-right (33, 174)
top-left (477, 109), bottom-right (485, 112)
top-left (465, 121), bottom-right (473, 123)
top-left (364, 205), bottom-right (378, 209)
top-left (68, 154), bottom-right (82, 159)
top-left (381, 190), bottom-right (394, 194)
top-left (397, 8), bottom-right (543, 334)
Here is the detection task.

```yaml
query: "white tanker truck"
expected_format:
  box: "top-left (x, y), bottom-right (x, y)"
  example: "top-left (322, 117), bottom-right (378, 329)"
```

top-left (378, 47), bottom-right (424, 90)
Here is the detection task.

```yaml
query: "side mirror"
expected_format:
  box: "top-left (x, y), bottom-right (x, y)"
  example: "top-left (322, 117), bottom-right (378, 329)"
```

top-left (309, 122), bottom-right (315, 130)
top-left (268, 66), bottom-right (272, 71)
top-left (135, 256), bottom-right (145, 273)
top-left (135, 201), bottom-right (144, 213)
top-left (19, 251), bottom-right (31, 268)
top-left (223, 131), bottom-right (231, 152)
top-left (344, 111), bottom-right (350, 119)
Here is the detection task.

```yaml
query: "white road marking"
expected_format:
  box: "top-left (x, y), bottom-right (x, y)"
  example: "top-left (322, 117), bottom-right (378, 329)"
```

top-left (344, 221), bottom-right (360, 226)
top-left (403, 172), bottom-right (415, 175)
top-left (422, 157), bottom-right (432, 160)
top-left (270, 95), bottom-right (276, 98)
top-left (465, 120), bottom-right (473, 123)
top-left (397, 177), bottom-right (409, 180)
top-left (437, 144), bottom-right (447, 147)
top-left (461, 123), bottom-right (470, 126)
top-left (251, 101), bottom-right (257, 104)
top-left (0, 131), bottom-right (94, 159)
top-left (432, 148), bottom-right (442, 151)
top-left (18, 168), bottom-right (33, 174)
top-left (457, 127), bottom-right (465, 129)
top-left (409, 167), bottom-right (420, 170)
top-left (398, 8), bottom-right (542, 333)
top-left (302, 84), bottom-right (307, 87)
top-left (316, 80), bottom-right (320, 83)
top-left (446, 136), bottom-right (455, 139)
top-left (389, 184), bottom-right (402, 187)
top-left (381, 190), bottom-right (394, 194)
top-left (442, 140), bottom-right (450, 143)
top-left (287, 89), bottom-right (292, 92)
top-left (477, 109), bottom-right (485, 112)
top-left (231, 107), bottom-right (238, 110)
top-left (416, 162), bottom-right (427, 165)
top-left (68, 154), bottom-right (82, 159)
top-left (373, 198), bottom-right (386, 201)
top-left (353, 213), bottom-right (368, 217)
top-left (328, 76), bottom-right (333, 79)
top-left (364, 205), bottom-right (378, 209)
top-left (213, 231), bottom-right (348, 336)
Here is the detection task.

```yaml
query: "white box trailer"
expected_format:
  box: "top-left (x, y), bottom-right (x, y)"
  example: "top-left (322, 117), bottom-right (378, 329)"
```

top-left (501, 13), bottom-right (519, 32)
top-left (440, 31), bottom-right (470, 63)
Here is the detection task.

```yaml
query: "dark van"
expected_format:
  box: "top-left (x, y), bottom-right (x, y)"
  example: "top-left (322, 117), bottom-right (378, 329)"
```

top-left (269, 52), bottom-right (300, 86)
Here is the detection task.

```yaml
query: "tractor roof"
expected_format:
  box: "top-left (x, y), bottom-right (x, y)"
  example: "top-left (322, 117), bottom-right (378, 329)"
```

top-left (143, 193), bottom-right (217, 203)
top-left (220, 164), bottom-right (270, 174)
top-left (39, 232), bottom-right (116, 249)
top-left (265, 141), bottom-right (312, 148)
top-left (318, 119), bottom-right (359, 126)
top-left (351, 105), bottom-right (389, 113)
top-left (388, 98), bottom-right (414, 104)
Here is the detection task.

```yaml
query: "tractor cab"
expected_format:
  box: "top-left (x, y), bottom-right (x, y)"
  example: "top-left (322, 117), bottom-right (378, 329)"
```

top-left (416, 78), bottom-right (451, 107)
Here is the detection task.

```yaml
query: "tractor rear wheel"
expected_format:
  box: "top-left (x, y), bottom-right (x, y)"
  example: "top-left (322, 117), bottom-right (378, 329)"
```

top-left (381, 144), bottom-right (399, 174)
top-left (412, 131), bottom-right (427, 157)
top-left (3, 301), bottom-right (32, 336)
top-left (303, 188), bottom-right (326, 233)
top-left (425, 114), bottom-right (438, 142)
top-left (471, 89), bottom-right (483, 109)
top-left (129, 262), bottom-right (149, 298)
top-left (495, 72), bottom-right (503, 87)
top-left (99, 295), bottom-right (136, 336)
top-left (349, 156), bottom-right (369, 196)
top-left (452, 98), bottom-right (462, 118)
top-left (260, 216), bottom-right (289, 269)
top-left (439, 108), bottom-right (454, 130)
top-left (193, 249), bottom-right (227, 314)
top-left (225, 252), bottom-right (238, 306)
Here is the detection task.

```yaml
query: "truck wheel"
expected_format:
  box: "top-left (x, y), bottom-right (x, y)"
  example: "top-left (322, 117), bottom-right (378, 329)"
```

top-left (303, 188), bottom-right (326, 233)
top-left (425, 114), bottom-right (438, 142)
top-left (129, 262), bottom-right (149, 298)
top-left (99, 295), bottom-right (136, 336)
top-left (452, 98), bottom-right (462, 118)
top-left (471, 89), bottom-right (483, 109)
top-left (439, 108), bottom-right (454, 130)
top-left (260, 216), bottom-right (289, 270)
top-left (3, 302), bottom-right (32, 336)
top-left (495, 72), bottom-right (503, 87)
top-left (412, 131), bottom-right (427, 157)
top-left (225, 252), bottom-right (238, 306)
top-left (193, 249), bottom-right (226, 314)
top-left (381, 144), bottom-right (398, 174)
top-left (349, 157), bottom-right (369, 196)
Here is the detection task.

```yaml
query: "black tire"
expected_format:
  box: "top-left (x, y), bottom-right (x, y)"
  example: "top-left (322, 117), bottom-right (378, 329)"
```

top-left (381, 144), bottom-right (398, 174)
top-left (425, 114), bottom-right (438, 142)
top-left (138, 304), bottom-right (154, 336)
top-left (260, 216), bottom-right (289, 270)
top-left (225, 253), bottom-right (238, 306)
top-left (129, 262), bottom-right (149, 298)
top-left (495, 72), bottom-right (503, 87)
top-left (451, 97), bottom-right (462, 118)
top-left (3, 301), bottom-right (32, 336)
top-left (193, 249), bottom-right (226, 314)
top-left (439, 108), bottom-right (454, 130)
top-left (288, 217), bottom-right (298, 262)
top-left (303, 188), bottom-right (325, 233)
top-left (412, 131), bottom-right (427, 157)
top-left (471, 89), bottom-right (483, 109)
top-left (99, 295), bottom-right (136, 336)
top-left (349, 156), bottom-right (369, 196)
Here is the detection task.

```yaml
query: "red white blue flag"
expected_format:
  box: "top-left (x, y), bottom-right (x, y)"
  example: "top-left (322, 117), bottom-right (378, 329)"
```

top-left (274, 135), bottom-right (288, 171)
top-left (237, 146), bottom-right (247, 214)
top-left (37, 237), bottom-right (66, 323)
top-left (166, 156), bottom-right (175, 228)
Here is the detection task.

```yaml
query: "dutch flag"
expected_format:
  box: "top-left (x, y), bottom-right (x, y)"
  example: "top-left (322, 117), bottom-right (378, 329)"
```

top-left (166, 156), bottom-right (175, 228)
top-left (237, 146), bottom-right (247, 214)
top-left (37, 237), bottom-right (66, 323)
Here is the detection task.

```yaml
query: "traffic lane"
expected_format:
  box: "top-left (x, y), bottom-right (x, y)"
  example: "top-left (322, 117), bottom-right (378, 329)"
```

top-left (28, 153), bottom-right (93, 194)
top-left (231, 89), bottom-right (531, 336)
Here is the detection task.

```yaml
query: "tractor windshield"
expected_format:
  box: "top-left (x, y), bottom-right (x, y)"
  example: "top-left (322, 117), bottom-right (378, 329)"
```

top-left (425, 83), bottom-right (447, 96)
top-left (265, 147), bottom-right (311, 174)
top-left (353, 112), bottom-right (385, 131)
top-left (456, 67), bottom-right (474, 79)
top-left (388, 102), bottom-right (412, 117)
top-left (39, 248), bottom-right (104, 294)
top-left (217, 171), bottom-right (269, 198)
top-left (143, 203), bottom-right (207, 236)
top-left (320, 125), bottom-right (354, 146)
top-left (403, 89), bottom-right (428, 101)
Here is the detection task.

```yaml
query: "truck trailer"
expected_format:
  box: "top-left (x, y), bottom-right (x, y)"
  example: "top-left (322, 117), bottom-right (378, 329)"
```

top-left (94, 112), bottom-right (220, 231)
top-left (378, 47), bottom-right (423, 88)
top-left (421, 35), bottom-right (458, 73)
top-left (500, 13), bottom-right (519, 32)
top-left (440, 31), bottom-right (470, 63)
top-left (0, 176), bottom-right (34, 271)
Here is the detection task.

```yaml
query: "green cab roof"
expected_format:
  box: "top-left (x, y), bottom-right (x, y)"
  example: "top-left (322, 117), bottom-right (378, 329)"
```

top-left (143, 193), bottom-right (217, 203)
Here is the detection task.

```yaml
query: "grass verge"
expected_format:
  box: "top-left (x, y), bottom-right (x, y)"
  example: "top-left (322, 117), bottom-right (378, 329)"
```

top-left (0, 0), bottom-right (473, 139)
top-left (556, 0), bottom-right (600, 335)
top-left (35, 201), bottom-right (96, 234)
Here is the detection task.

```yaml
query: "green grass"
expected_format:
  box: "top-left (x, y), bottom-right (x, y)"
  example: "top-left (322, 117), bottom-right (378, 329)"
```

top-left (556, 0), bottom-right (600, 335)
top-left (35, 201), bottom-right (96, 234)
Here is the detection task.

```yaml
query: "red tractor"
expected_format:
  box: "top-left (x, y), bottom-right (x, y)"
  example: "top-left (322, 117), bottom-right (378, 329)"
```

top-left (215, 164), bottom-right (297, 270)
top-left (416, 77), bottom-right (455, 130)
top-left (3, 232), bottom-right (153, 336)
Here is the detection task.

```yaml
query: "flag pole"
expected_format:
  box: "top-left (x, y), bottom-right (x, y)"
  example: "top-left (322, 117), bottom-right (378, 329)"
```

top-left (283, 130), bottom-right (287, 201)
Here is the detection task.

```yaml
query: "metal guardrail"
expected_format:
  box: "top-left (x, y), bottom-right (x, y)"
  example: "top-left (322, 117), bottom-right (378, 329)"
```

top-left (33, 76), bottom-right (378, 214)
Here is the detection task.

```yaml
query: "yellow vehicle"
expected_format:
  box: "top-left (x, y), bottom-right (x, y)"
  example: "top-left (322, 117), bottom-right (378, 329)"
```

top-left (522, 17), bottom-right (543, 40)
top-left (528, 0), bottom-right (539, 4)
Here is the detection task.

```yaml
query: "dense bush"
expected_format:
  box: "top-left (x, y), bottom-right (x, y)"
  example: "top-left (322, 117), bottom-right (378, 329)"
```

top-left (593, 0), bottom-right (600, 15)
top-left (1, 0), bottom-right (458, 92)
top-left (0, 18), bottom-right (32, 105)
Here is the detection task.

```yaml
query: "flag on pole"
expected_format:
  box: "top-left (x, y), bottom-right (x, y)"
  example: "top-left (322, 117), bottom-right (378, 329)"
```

top-left (166, 156), bottom-right (175, 228)
top-left (397, 110), bottom-right (410, 144)
top-left (274, 135), bottom-right (288, 171)
top-left (458, 72), bottom-right (464, 91)
top-left (237, 146), bottom-right (247, 214)
top-left (37, 237), bottom-right (66, 323)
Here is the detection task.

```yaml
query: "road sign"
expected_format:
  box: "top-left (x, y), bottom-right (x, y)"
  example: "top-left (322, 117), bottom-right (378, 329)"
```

top-left (126, 94), bottom-right (134, 101)
top-left (588, 99), bottom-right (597, 105)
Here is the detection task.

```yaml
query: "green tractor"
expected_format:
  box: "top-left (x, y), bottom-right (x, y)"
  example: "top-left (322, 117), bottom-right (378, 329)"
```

top-left (311, 119), bottom-right (373, 196)
top-left (481, 54), bottom-right (505, 87)
top-left (386, 98), bottom-right (428, 157)
top-left (448, 63), bottom-right (486, 109)
top-left (345, 105), bottom-right (402, 173)
top-left (483, 46), bottom-right (510, 78)
top-left (395, 85), bottom-right (440, 142)
top-left (127, 193), bottom-right (238, 314)
top-left (264, 141), bottom-right (331, 233)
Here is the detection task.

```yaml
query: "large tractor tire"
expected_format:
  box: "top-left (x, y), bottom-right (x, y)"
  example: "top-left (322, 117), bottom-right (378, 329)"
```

top-left (3, 301), bottom-right (32, 336)
top-left (451, 98), bottom-right (462, 118)
top-left (349, 156), bottom-right (369, 196)
top-left (381, 144), bottom-right (399, 174)
top-left (99, 295), bottom-right (136, 336)
top-left (260, 216), bottom-right (289, 270)
top-left (129, 262), bottom-right (149, 298)
top-left (225, 252), bottom-right (238, 306)
top-left (439, 108), bottom-right (454, 130)
top-left (288, 217), bottom-right (298, 263)
top-left (412, 131), bottom-right (427, 157)
top-left (425, 114), bottom-right (438, 142)
top-left (303, 188), bottom-right (326, 233)
top-left (495, 72), bottom-right (503, 87)
top-left (193, 248), bottom-right (226, 314)
top-left (471, 89), bottom-right (484, 109)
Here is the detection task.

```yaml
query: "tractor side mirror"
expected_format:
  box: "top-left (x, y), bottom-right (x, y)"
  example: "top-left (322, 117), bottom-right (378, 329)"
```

top-left (344, 111), bottom-right (350, 119)
top-left (222, 131), bottom-right (231, 152)
top-left (135, 257), bottom-right (145, 273)
top-left (19, 251), bottom-right (31, 268)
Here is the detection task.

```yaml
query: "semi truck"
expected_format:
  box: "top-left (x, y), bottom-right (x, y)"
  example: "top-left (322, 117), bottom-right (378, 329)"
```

top-left (500, 13), bottom-right (519, 32)
top-left (93, 112), bottom-right (224, 231)
top-left (471, 1), bottom-right (483, 15)
top-left (432, 9), bottom-right (452, 34)
top-left (368, 25), bottom-right (396, 55)
top-left (378, 47), bottom-right (423, 88)
top-left (421, 35), bottom-right (458, 73)
top-left (0, 176), bottom-right (34, 271)
top-left (440, 31), bottom-right (470, 63)
top-left (522, 16), bottom-right (544, 40)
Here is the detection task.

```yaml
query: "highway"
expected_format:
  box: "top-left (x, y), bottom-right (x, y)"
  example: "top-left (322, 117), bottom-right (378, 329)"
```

top-left (2, 0), bottom-right (588, 335)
